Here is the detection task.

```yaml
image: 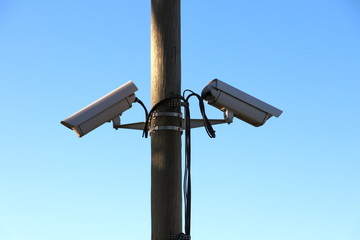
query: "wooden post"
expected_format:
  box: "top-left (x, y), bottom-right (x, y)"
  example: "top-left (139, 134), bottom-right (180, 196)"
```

top-left (150, 0), bottom-right (182, 240)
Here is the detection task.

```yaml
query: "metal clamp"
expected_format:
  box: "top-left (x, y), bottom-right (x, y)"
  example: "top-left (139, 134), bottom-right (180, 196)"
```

top-left (148, 111), bottom-right (183, 135)
top-left (150, 125), bottom-right (183, 134)
top-left (152, 111), bottom-right (182, 119)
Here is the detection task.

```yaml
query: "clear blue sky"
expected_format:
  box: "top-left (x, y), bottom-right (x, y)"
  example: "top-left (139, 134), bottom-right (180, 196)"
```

top-left (1, 1), bottom-right (359, 240)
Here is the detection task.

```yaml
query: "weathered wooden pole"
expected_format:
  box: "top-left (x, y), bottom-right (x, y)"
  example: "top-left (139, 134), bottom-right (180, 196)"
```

top-left (150, 0), bottom-right (182, 240)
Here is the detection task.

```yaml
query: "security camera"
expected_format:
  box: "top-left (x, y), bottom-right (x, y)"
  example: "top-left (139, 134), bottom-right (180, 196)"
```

top-left (61, 81), bottom-right (138, 137)
top-left (201, 79), bottom-right (282, 127)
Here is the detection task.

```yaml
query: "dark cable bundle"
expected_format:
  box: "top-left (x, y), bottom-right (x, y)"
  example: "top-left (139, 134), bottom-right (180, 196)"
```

top-left (183, 99), bottom-right (191, 236)
top-left (183, 90), bottom-right (215, 138)
top-left (143, 90), bottom-right (216, 239)
top-left (182, 90), bottom-right (215, 237)
top-left (135, 97), bottom-right (149, 121)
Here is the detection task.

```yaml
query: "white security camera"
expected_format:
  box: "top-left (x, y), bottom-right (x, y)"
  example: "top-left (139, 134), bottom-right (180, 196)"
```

top-left (201, 79), bottom-right (282, 127)
top-left (61, 81), bottom-right (138, 137)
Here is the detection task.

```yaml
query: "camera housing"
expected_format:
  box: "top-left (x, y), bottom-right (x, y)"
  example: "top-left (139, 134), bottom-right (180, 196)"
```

top-left (61, 81), bottom-right (138, 137)
top-left (201, 79), bottom-right (282, 127)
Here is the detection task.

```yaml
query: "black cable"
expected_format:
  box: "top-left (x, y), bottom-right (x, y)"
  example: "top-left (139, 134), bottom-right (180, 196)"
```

top-left (182, 89), bottom-right (195, 97)
top-left (184, 92), bottom-right (216, 138)
top-left (181, 90), bottom-right (216, 236)
top-left (135, 97), bottom-right (148, 121)
top-left (183, 101), bottom-right (191, 236)
top-left (198, 97), bottom-right (216, 138)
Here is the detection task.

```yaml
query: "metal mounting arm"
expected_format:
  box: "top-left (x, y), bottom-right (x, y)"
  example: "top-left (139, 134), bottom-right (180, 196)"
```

top-left (114, 110), bottom-right (234, 131)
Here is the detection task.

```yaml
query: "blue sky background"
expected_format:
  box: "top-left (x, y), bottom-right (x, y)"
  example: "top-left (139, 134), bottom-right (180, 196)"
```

top-left (1, 1), bottom-right (359, 239)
